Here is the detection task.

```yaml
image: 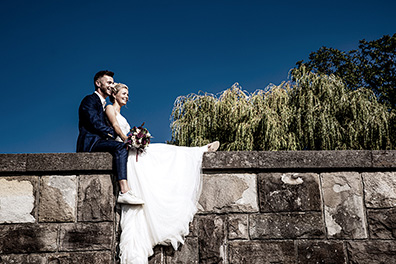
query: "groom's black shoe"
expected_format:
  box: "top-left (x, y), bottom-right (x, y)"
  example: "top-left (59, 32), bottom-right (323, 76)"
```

top-left (117, 191), bottom-right (144, 205)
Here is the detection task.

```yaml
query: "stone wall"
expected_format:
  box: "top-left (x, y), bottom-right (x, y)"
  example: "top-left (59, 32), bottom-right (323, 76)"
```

top-left (0, 150), bottom-right (395, 263)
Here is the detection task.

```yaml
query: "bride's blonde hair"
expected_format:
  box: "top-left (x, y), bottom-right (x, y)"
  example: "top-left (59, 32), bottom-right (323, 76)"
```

top-left (110, 83), bottom-right (129, 103)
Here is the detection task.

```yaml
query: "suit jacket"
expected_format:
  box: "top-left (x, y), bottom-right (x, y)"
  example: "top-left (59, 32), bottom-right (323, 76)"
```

top-left (76, 93), bottom-right (115, 152)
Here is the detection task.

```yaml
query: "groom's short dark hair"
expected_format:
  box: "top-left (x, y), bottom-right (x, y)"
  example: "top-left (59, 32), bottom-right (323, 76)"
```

top-left (94, 70), bottom-right (114, 88)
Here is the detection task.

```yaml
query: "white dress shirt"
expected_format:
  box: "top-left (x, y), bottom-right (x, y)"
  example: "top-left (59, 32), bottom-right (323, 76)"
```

top-left (94, 91), bottom-right (106, 110)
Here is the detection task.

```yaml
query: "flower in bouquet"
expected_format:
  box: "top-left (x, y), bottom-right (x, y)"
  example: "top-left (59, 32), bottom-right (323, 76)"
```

top-left (125, 123), bottom-right (152, 160)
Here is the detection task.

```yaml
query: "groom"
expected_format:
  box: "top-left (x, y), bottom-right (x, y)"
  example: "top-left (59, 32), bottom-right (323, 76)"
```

top-left (77, 70), bottom-right (144, 205)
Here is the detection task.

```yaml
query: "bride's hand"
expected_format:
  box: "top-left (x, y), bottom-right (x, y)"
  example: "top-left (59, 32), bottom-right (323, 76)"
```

top-left (121, 135), bottom-right (129, 143)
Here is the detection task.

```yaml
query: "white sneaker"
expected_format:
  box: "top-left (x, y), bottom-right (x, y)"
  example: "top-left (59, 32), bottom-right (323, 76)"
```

top-left (207, 141), bottom-right (220, 152)
top-left (117, 191), bottom-right (144, 205)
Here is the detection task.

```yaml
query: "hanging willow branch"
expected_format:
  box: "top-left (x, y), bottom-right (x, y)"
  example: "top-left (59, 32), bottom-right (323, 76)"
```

top-left (170, 67), bottom-right (394, 151)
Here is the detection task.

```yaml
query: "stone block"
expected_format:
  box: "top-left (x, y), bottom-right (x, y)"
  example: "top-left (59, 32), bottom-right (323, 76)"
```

top-left (321, 172), bottom-right (367, 239)
top-left (367, 208), bottom-right (396, 239)
top-left (347, 241), bottom-right (396, 263)
top-left (26, 152), bottom-right (112, 172)
top-left (0, 224), bottom-right (58, 254)
top-left (372, 150), bottom-right (396, 168)
top-left (198, 174), bottom-right (258, 213)
top-left (257, 150), bottom-right (371, 169)
top-left (363, 172), bottom-right (396, 208)
top-left (188, 216), bottom-right (199, 237)
top-left (0, 254), bottom-right (46, 264)
top-left (114, 204), bottom-right (122, 252)
top-left (78, 174), bottom-right (114, 221)
top-left (202, 151), bottom-right (258, 169)
top-left (249, 212), bottom-right (324, 239)
top-left (164, 236), bottom-right (199, 263)
top-left (0, 154), bottom-right (26, 172)
top-left (297, 240), bottom-right (346, 263)
top-left (258, 172), bottom-right (321, 212)
top-left (228, 214), bottom-right (249, 240)
top-left (39, 176), bottom-right (77, 222)
top-left (197, 215), bottom-right (226, 264)
top-left (47, 251), bottom-right (113, 264)
top-left (229, 241), bottom-right (295, 264)
top-left (148, 246), bottom-right (163, 264)
top-left (0, 176), bottom-right (38, 223)
top-left (59, 222), bottom-right (113, 251)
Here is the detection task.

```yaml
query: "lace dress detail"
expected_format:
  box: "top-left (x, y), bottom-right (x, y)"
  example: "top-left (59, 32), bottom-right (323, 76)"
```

top-left (116, 113), bottom-right (206, 264)
top-left (115, 113), bottom-right (131, 142)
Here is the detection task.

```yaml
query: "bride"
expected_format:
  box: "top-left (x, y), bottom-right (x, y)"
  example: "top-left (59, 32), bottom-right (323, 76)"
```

top-left (105, 83), bottom-right (219, 264)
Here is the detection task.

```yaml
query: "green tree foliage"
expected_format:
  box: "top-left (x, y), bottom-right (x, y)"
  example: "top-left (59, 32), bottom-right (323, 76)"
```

top-left (170, 67), bottom-right (393, 151)
top-left (295, 33), bottom-right (396, 109)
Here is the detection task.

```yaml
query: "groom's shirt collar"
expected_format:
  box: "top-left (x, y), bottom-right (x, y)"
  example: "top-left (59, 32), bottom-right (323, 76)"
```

top-left (94, 91), bottom-right (106, 110)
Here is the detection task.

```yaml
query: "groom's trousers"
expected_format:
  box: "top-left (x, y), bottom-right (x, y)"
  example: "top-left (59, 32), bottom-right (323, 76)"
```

top-left (91, 140), bottom-right (128, 181)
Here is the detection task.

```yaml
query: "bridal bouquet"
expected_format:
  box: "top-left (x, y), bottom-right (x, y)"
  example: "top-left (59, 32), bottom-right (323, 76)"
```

top-left (125, 123), bottom-right (152, 161)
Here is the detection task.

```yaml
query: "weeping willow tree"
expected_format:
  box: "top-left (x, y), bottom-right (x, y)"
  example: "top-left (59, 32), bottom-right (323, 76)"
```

top-left (170, 67), bottom-right (394, 151)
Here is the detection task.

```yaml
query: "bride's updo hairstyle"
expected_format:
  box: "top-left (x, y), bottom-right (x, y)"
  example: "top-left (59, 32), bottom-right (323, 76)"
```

top-left (110, 83), bottom-right (129, 103)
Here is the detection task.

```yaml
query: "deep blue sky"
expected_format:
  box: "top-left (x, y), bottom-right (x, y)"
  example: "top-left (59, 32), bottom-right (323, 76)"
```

top-left (1, 0), bottom-right (395, 153)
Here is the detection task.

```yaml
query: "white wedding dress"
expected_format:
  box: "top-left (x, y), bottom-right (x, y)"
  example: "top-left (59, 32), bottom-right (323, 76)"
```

top-left (115, 113), bottom-right (207, 264)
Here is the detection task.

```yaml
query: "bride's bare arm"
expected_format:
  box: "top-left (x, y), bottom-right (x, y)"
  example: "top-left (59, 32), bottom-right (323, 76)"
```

top-left (105, 105), bottom-right (128, 142)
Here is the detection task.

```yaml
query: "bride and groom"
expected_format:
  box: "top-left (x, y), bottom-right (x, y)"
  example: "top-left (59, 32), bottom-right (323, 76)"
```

top-left (77, 70), bottom-right (219, 263)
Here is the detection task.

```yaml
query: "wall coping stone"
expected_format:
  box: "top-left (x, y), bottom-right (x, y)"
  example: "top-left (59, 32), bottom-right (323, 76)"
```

top-left (203, 150), bottom-right (395, 170)
top-left (0, 153), bottom-right (112, 174)
top-left (204, 150), bottom-right (396, 170)
top-left (1, 150), bottom-right (395, 175)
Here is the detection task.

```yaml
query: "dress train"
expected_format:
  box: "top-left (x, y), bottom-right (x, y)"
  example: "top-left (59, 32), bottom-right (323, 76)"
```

top-left (119, 143), bottom-right (207, 264)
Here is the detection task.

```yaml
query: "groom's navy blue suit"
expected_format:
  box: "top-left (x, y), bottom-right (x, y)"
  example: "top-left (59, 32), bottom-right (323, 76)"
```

top-left (77, 93), bottom-right (128, 180)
